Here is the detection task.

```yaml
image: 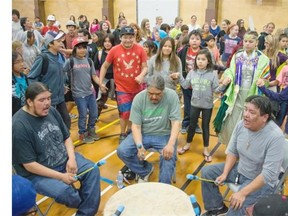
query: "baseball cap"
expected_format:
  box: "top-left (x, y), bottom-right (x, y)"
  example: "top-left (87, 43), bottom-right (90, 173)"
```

top-left (72, 37), bottom-right (88, 48)
top-left (47, 15), bottom-right (56, 21)
top-left (204, 35), bottom-right (215, 42)
top-left (159, 30), bottom-right (168, 39)
top-left (44, 30), bottom-right (65, 46)
top-left (120, 26), bottom-right (135, 36)
top-left (12, 175), bottom-right (37, 216)
top-left (66, 20), bottom-right (76, 27)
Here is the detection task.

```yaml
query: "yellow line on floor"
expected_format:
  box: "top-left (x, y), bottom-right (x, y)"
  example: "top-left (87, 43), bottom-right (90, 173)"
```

top-left (73, 118), bottom-right (120, 146)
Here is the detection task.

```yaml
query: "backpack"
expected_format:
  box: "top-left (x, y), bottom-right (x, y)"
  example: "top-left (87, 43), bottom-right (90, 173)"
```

top-left (120, 165), bottom-right (136, 180)
top-left (38, 53), bottom-right (49, 81)
top-left (38, 54), bottom-right (93, 81)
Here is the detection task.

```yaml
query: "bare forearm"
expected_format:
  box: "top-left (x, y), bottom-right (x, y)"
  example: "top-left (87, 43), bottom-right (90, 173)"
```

top-left (64, 137), bottom-right (75, 161)
top-left (92, 75), bottom-right (100, 86)
top-left (167, 120), bottom-right (181, 147)
top-left (132, 124), bottom-right (142, 145)
top-left (23, 162), bottom-right (63, 180)
top-left (140, 65), bottom-right (148, 77)
top-left (99, 61), bottom-right (109, 83)
top-left (240, 174), bottom-right (265, 196)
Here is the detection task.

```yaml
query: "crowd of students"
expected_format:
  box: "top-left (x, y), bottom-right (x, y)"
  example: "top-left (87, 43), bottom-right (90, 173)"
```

top-left (12, 8), bottom-right (288, 216)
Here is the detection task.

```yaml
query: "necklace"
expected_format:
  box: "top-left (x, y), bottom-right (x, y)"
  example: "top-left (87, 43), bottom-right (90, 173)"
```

top-left (246, 129), bottom-right (262, 150)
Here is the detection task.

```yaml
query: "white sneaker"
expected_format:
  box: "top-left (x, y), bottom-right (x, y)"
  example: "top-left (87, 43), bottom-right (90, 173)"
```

top-left (138, 166), bottom-right (154, 183)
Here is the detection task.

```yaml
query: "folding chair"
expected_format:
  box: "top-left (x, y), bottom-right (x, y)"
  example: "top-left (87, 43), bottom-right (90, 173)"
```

top-left (36, 196), bottom-right (56, 216)
top-left (274, 140), bottom-right (288, 194)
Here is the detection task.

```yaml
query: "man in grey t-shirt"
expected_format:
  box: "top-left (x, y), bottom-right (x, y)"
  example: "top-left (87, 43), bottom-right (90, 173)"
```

top-left (200, 95), bottom-right (286, 216)
top-left (117, 74), bottom-right (181, 184)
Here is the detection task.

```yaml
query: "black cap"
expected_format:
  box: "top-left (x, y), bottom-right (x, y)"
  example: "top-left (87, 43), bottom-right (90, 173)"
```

top-left (253, 194), bottom-right (288, 216)
top-left (120, 26), bottom-right (135, 36)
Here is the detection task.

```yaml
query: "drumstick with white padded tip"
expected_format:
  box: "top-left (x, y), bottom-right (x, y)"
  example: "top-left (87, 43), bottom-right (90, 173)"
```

top-left (186, 174), bottom-right (222, 184)
top-left (74, 160), bottom-right (106, 180)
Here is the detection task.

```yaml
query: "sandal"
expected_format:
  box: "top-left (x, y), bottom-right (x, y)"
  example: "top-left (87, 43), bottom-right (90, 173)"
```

top-left (203, 153), bottom-right (212, 163)
top-left (177, 144), bottom-right (190, 155)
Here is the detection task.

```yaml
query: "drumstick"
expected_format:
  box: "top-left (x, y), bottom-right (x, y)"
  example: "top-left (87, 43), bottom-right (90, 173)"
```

top-left (74, 160), bottom-right (106, 179)
top-left (112, 205), bottom-right (125, 216)
top-left (186, 174), bottom-right (216, 183)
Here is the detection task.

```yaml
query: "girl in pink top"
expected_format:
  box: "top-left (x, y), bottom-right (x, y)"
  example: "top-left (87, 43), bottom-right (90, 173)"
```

top-left (90, 18), bottom-right (100, 34)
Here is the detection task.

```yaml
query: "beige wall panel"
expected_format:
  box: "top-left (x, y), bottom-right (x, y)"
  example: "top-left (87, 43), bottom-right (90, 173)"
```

top-left (114, 0), bottom-right (137, 27)
top-left (180, 0), bottom-right (208, 27)
top-left (13, 0), bottom-right (285, 33)
top-left (12, 0), bottom-right (35, 19)
top-left (44, 0), bottom-right (103, 30)
top-left (13, 0), bottom-right (103, 30)
top-left (218, 0), bottom-right (288, 33)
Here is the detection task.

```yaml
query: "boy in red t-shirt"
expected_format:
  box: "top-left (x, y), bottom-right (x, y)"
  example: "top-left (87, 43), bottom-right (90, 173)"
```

top-left (99, 26), bottom-right (147, 143)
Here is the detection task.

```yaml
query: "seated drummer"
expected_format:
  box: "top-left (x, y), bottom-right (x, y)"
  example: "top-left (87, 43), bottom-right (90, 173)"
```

top-left (117, 74), bottom-right (181, 184)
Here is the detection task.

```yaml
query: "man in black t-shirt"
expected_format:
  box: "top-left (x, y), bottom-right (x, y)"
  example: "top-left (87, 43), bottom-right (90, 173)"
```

top-left (12, 82), bottom-right (101, 216)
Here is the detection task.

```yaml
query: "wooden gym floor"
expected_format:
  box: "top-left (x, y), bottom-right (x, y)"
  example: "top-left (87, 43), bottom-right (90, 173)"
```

top-left (36, 98), bottom-right (287, 216)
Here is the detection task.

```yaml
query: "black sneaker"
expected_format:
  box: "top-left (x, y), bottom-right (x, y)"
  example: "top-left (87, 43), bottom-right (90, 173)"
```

top-left (201, 204), bottom-right (228, 216)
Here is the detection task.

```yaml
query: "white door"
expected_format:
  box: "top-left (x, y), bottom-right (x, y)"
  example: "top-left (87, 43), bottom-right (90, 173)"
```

top-left (137, 0), bottom-right (179, 27)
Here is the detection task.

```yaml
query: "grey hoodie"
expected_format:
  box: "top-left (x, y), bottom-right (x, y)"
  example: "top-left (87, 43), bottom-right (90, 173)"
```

top-left (179, 69), bottom-right (223, 109)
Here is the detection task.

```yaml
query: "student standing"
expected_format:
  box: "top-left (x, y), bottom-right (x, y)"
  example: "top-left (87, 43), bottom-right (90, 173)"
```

top-left (258, 22), bottom-right (275, 51)
top-left (171, 49), bottom-right (226, 161)
top-left (169, 17), bottom-right (183, 39)
top-left (64, 38), bottom-right (104, 143)
top-left (28, 31), bottom-right (71, 129)
top-left (94, 34), bottom-right (116, 116)
top-left (99, 26), bottom-right (147, 144)
top-left (12, 51), bottom-right (29, 116)
top-left (113, 18), bottom-right (128, 45)
top-left (214, 31), bottom-right (270, 145)
top-left (147, 37), bottom-right (182, 91)
top-left (221, 24), bottom-right (241, 66)
top-left (177, 30), bottom-right (203, 134)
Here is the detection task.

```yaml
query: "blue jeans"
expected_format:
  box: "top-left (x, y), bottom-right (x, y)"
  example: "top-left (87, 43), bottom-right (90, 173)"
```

top-left (74, 94), bottom-right (98, 134)
top-left (201, 163), bottom-right (274, 216)
top-left (117, 134), bottom-right (177, 184)
top-left (29, 153), bottom-right (101, 216)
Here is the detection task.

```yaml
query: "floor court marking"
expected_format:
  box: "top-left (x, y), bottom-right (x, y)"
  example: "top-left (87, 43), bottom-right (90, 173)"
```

top-left (73, 118), bottom-right (120, 146)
